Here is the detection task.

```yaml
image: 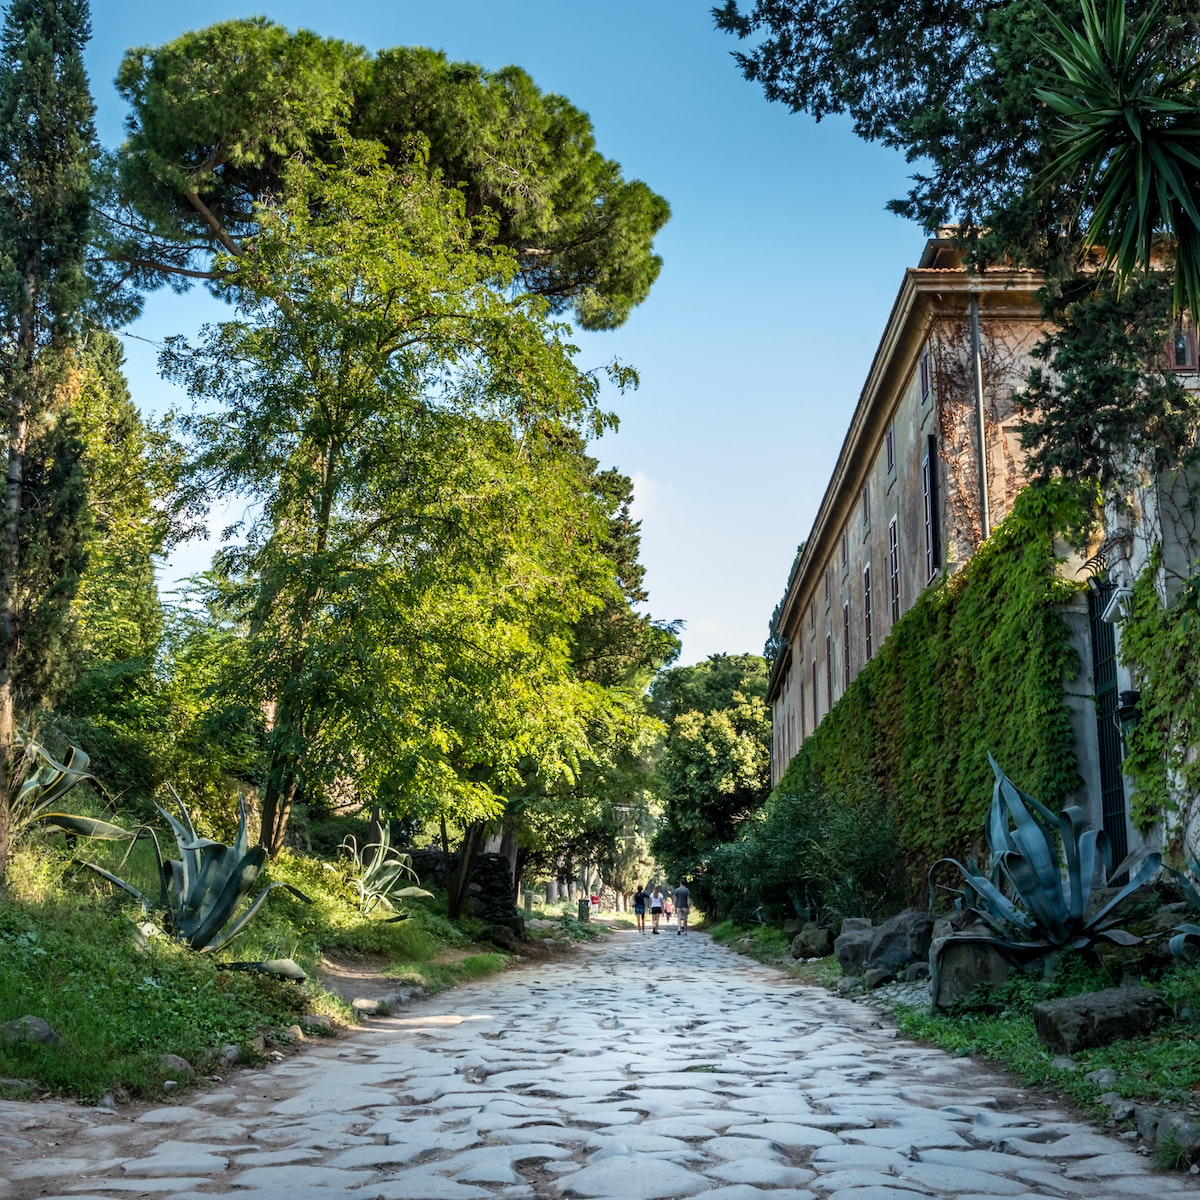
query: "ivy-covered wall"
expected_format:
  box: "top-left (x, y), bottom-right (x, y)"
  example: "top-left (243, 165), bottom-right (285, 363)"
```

top-left (1120, 556), bottom-right (1200, 843)
top-left (720, 482), bottom-right (1088, 918)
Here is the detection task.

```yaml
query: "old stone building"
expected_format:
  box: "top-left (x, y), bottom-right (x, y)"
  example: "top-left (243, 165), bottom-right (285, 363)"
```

top-left (767, 234), bottom-right (1200, 862)
top-left (768, 236), bottom-right (1047, 782)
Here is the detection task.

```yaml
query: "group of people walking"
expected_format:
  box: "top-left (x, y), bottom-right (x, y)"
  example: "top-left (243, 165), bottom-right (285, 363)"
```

top-left (632, 882), bottom-right (691, 935)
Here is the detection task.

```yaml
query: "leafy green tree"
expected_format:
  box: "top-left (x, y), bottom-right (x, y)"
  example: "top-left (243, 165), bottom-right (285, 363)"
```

top-left (100, 19), bottom-right (668, 330)
top-left (0, 0), bottom-right (96, 878)
top-left (51, 330), bottom-right (191, 806)
top-left (162, 140), bottom-right (634, 857)
top-left (651, 655), bottom-right (772, 902)
top-left (493, 461), bottom-right (678, 905)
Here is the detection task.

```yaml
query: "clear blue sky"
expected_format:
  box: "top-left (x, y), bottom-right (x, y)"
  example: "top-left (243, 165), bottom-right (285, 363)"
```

top-left (87, 0), bottom-right (922, 667)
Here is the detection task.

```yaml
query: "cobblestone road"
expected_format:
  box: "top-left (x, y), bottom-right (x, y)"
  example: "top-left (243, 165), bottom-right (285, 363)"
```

top-left (3, 928), bottom-right (1197, 1200)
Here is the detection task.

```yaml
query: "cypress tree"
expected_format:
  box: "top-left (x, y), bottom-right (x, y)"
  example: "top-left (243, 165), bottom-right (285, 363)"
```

top-left (0, 0), bottom-right (96, 879)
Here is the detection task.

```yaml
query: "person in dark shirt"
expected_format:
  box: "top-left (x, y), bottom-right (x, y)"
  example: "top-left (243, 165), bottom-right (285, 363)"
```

top-left (674, 882), bottom-right (691, 934)
top-left (632, 883), bottom-right (649, 933)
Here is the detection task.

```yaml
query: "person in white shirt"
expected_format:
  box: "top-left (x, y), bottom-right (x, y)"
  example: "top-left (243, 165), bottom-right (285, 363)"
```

top-left (648, 885), bottom-right (664, 933)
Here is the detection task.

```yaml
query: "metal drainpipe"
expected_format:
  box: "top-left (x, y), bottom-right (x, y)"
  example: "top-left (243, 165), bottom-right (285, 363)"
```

top-left (969, 291), bottom-right (991, 541)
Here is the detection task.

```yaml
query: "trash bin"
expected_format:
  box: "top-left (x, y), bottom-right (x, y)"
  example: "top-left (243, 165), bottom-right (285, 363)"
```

top-left (577, 897), bottom-right (591, 922)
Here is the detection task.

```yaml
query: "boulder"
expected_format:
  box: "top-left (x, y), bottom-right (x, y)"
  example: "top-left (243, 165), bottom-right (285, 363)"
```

top-left (863, 968), bottom-right (894, 989)
top-left (0, 1016), bottom-right (59, 1046)
top-left (930, 936), bottom-right (1015, 1011)
top-left (790, 922), bottom-right (833, 959)
top-left (1093, 902), bottom-right (1191, 983)
top-left (864, 908), bottom-right (935, 975)
top-left (783, 918), bottom-right (805, 938)
top-left (158, 1053), bottom-right (196, 1080)
top-left (1032, 986), bottom-right (1172, 1054)
top-left (484, 923), bottom-right (520, 951)
top-left (834, 918), bottom-right (875, 976)
top-left (490, 914), bottom-right (526, 940)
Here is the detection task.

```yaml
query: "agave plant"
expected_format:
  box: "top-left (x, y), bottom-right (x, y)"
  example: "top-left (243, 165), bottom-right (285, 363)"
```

top-left (340, 824), bottom-right (432, 917)
top-left (15, 739), bottom-right (132, 846)
top-left (1166, 857), bottom-right (1200, 962)
top-left (71, 786), bottom-right (311, 960)
top-left (936, 755), bottom-right (1160, 953)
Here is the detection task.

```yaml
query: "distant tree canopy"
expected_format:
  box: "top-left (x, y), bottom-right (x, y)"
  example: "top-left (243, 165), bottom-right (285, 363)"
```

top-left (99, 18), bottom-right (669, 330)
top-left (651, 654), bottom-right (771, 901)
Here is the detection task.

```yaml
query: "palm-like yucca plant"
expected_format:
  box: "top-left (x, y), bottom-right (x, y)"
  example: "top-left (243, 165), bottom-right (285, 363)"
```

top-left (937, 755), bottom-right (1160, 952)
top-left (76, 787), bottom-right (311, 959)
top-left (1036, 0), bottom-right (1200, 316)
top-left (340, 824), bottom-right (432, 917)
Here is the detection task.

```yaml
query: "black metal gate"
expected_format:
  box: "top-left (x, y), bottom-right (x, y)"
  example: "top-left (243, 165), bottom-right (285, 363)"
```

top-left (1088, 579), bottom-right (1130, 872)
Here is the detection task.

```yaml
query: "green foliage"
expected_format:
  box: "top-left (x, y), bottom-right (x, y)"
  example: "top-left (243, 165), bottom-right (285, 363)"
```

top-left (710, 481), bottom-right (1087, 913)
top-left (1017, 276), bottom-right (1200, 491)
top-left (894, 954), bottom-right (1200, 1115)
top-left (1036, 0), bottom-right (1200, 318)
top-left (936, 757), bottom-right (1161, 953)
top-left (106, 20), bottom-right (668, 330)
top-left (0, 889), bottom-right (308, 1102)
top-left (0, 0), bottom-right (97, 852)
top-left (651, 655), bottom-right (772, 905)
top-left (711, 772), bottom-right (905, 925)
top-left (1119, 556), bottom-right (1200, 836)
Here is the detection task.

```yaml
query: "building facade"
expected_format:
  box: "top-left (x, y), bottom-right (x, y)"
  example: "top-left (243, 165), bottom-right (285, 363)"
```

top-left (767, 237), bottom-right (1200, 860)
top-left (768, 238), bottom-right (1047, 781)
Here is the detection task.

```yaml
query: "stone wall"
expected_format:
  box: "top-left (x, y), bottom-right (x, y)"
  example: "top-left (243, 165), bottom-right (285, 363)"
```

top-left (408, 849), bottom-right (519, 922)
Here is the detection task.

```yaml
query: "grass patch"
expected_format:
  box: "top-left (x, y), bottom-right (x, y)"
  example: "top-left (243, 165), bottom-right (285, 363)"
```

top-left (0, 839), bottom-right (575, 1102)
top-left (708, 919), bottom-right (789, 963)
top-left (888, 955), bottom-right (1200, 1121)
top-left (382, 952), bottom-right (511, 994)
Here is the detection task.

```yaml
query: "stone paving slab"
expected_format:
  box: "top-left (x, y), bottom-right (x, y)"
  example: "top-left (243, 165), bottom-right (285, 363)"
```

top-left (2, 930), bottom-right (1198, 1199)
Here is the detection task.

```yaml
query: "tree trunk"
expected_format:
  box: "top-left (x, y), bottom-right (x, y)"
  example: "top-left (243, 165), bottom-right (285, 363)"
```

top-left (259, 756), bottom-right (298, 859)
top-left (441, 819), bottom-right (484, 919)
top-left (0, 341), bottom-right (31, 884)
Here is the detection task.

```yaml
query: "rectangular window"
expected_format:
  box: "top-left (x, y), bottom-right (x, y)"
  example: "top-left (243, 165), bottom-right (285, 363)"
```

top-left (861, 483), bottom-right (870, 528)
top-left (885, 423), bottom-right (895, 474)
top-left (1169, 316), bottom-right (1197, 370)
top-left (824, 568), bottom-right (830, 606)
top-left (799, 678), bottom-right (806, 739)
top-left (920, 347), bottom-right (931, 403)
top-left (825, 633), bottom-right (833, 711)
top-left (863, 564), bottom-right (873, 660)
top-left (842, 603), bottom-right (851, 689)
top-left (922, 432), bottom-right (941, 579)
top-left (809, 602), bottom-right (815, 633)
top-left (840, 529), bottom-right (848, 570)
top-left (888, 516), bottom-right (900, 624)
top-left (812, 657), bottom-right (819, 727)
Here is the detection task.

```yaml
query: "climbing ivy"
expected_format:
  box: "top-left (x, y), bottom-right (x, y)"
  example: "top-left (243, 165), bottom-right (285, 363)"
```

top-left (1119, 553), bottom-right (1200, 843)
top-left (711, 481), bottom-right (1090, 917)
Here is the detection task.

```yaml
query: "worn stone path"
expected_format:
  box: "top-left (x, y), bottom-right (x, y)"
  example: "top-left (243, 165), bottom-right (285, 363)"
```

top-left (3, 928), bottom-right (1198, 1200)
